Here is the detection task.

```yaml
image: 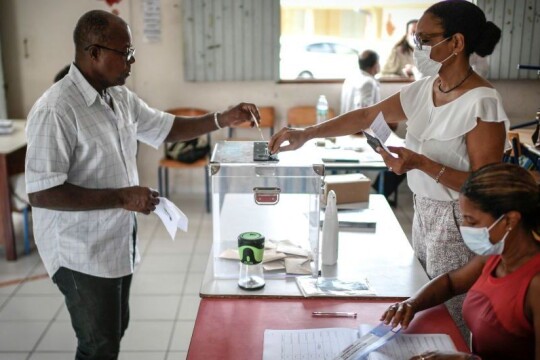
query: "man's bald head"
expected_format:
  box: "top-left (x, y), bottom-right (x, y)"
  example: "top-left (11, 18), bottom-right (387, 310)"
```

top-left (73, 10), bottom-right (126, 52)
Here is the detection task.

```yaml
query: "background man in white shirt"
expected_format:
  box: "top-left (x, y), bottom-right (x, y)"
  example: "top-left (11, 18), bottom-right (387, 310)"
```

top-left (25, 10), bottom-right (257, 360)
top-left (340, 50), bottom-right (380, 114)
top-left (340, 50), bottom-right (404, 205)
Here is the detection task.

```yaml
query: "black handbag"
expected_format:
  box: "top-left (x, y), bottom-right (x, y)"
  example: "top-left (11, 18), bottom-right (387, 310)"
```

top-left (166, 136), bottom-right (210, 163)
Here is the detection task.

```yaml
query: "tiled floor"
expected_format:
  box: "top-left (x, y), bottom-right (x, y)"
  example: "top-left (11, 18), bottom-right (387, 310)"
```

top-left (0, 175), bottom-right (414, 360)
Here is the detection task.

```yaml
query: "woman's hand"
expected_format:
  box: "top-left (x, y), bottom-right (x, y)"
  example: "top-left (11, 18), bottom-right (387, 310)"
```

top-left (380, 300), bottom-right (417, 329)
top-left (377, 145), bottom-right (425, 175)
top-left (409, 351), bottom-right (475, 360)
top-left (268, 127), bottom-right (310, 154)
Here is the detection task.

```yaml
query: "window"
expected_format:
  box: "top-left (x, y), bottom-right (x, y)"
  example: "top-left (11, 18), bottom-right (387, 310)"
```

top-left (279, 0), bottom-right (438, 80)
top-left (181, 0), bottom-right (537, 82)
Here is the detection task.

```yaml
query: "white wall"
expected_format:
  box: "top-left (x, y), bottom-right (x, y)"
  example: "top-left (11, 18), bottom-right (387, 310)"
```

top-left (1, 0), bottom-right (539, 189)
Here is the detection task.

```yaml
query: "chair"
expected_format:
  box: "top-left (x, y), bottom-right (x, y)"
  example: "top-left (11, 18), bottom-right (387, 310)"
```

top-left (287, 106), bottom-right (336, 127)
top-left (228, 106), bottom-right (276, 139)
top-left (158, 108), bottom-right (211, 213)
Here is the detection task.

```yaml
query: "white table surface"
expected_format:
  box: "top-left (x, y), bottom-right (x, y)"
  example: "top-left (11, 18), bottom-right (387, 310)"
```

top-left (199, 194), bottom-right (429, 299)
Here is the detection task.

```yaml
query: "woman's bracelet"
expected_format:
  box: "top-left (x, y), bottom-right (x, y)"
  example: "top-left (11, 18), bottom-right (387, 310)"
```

top-left (214, 112), bottom-right (222, 129)
top-left (434, 165), bottom-right (447, 183)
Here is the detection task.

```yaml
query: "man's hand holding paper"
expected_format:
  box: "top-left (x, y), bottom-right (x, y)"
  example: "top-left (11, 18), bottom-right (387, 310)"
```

top-left (153, 197), bottom-right (189, 240)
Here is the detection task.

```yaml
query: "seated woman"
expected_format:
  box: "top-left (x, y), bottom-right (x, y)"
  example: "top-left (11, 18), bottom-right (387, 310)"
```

top-left (381, 163), bottom-right (540, 360)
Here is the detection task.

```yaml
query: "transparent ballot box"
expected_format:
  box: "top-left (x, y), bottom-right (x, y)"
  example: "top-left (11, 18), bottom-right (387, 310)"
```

top-left (209, 141), bottom-right (324, 279)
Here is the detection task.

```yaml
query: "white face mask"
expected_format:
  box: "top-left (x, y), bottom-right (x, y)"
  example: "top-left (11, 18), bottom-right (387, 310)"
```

top-left (459, 215), bottom-right (510, 256)
top-left (413, 37), bottom-right (454, 76)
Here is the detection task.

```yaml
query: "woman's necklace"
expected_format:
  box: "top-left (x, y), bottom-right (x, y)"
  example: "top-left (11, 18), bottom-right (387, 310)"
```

top-left (438, 67), bottom-right (474, 93)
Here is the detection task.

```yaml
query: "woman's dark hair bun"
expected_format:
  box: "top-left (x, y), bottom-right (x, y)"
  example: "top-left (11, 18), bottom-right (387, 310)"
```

top-left (475, 21), bottom-right (501, 57)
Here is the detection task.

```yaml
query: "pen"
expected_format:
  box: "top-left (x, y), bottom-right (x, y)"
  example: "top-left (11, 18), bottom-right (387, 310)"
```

top-left (312, 311), bottom-right (357, 318)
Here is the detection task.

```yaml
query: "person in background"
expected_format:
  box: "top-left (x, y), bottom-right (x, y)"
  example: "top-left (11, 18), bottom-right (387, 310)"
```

top-left (269, 0), bottom-right (508, 338)
top-left (25, 10), bottom-right (258, 360)
top-left (381, 19), bottom-right (418, 78)
top-left (340, 50), bottom-right (380, 114)
top-left (340, 50), bottom-right (405, 205)
top-left (381, 163), bottom-right (540, 360)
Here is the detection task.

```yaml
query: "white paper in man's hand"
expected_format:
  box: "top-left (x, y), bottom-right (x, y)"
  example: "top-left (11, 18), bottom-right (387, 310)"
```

top-left (153, 197), bottom-right (188, 240)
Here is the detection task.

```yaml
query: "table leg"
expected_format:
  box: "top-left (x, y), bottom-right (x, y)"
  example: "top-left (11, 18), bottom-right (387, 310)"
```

top-left (0, 154), bottom-right (17, 261)
top-left (378, 171), bottom-right (385, 194)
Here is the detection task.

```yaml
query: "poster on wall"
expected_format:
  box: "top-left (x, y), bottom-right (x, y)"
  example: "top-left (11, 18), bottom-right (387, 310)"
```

top-left (143, 0), bottom-right (162, 43)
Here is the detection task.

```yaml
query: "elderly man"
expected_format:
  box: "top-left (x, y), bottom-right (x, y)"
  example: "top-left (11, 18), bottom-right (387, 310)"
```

top-left (25, 9), bottom-right (257, 360)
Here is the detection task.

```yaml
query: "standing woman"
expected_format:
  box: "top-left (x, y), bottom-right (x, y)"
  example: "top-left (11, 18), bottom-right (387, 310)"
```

top-left (380, 19), bottom-right (418, 78)
top-left (269, 0), bottom-right (508, 336)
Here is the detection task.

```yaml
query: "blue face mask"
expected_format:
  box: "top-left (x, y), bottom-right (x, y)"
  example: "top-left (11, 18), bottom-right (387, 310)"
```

top-left (459, 215), bottom-right (509, 256)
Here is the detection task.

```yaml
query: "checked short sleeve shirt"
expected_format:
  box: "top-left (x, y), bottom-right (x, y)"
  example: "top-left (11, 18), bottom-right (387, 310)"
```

top-left (25, 64), bottom-right (174, 278)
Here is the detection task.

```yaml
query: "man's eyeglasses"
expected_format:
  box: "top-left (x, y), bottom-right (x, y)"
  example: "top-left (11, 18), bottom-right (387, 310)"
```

top-left (84, 44), bottom-right (136, 62)
top-left (412, 32), bottom-right (446, 50)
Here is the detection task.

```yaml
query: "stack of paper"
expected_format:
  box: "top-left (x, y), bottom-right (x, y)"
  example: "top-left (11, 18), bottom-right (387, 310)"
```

top-left (0, 119), bottom-right (14, 135)
top-left (219, 239), bottom-right (313, 275)
top-left (320, 209), bottom-right (377, 231)
top-left (263, 324), bottom-right (456, 360)
top-left (296, 276), bottom-right (376, 297)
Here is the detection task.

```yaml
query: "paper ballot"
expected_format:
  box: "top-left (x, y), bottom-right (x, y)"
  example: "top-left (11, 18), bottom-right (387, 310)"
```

top-left (364, 112), bottom-right (392, 154)
top-left (370, 112), bottom-right (392, 143)
top-left (153, 197), bottom-right (188, 240)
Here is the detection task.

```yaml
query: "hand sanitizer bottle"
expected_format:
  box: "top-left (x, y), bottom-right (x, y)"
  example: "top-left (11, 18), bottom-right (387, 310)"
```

top-left (316, 95), bottom-right (329, 124)
top-left (321, 190), bottom-right (338, 265)
top-left (238, 232), bottom-right (265, 290)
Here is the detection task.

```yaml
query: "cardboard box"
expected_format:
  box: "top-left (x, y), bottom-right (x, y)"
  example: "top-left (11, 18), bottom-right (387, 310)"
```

top-left (323, 173), bottom-right (371, 204)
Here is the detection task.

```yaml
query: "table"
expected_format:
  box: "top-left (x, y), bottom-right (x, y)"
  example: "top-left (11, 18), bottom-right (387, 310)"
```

top-left (513, 128), bottom-right (540, 157)
top-left (187, 298), bottom-right (469, 359)
top-left (199, 195), bottom-right (429, 299)
top-left (0, 120), bottom-right (27, 261)
top-left (314, 134), bottom-right (404, 195)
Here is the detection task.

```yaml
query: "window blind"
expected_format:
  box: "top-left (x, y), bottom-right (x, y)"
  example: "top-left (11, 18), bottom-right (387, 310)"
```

top-left (182, 0), bottom-right (280, 82)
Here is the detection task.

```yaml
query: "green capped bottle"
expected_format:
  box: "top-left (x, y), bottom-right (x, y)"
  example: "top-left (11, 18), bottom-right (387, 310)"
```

top-left (237, 232), bottom-right (265, 290)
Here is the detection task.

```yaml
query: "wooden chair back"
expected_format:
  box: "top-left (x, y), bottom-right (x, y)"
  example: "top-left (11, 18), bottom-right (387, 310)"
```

top-left (287, 106), bottom-right (335, 127)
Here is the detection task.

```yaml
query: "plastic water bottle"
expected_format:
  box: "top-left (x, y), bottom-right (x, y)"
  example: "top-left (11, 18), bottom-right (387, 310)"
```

top-left (316, 95), bottom-right (329, 124)
top-left (321, 190), bottom-right (338, 265)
